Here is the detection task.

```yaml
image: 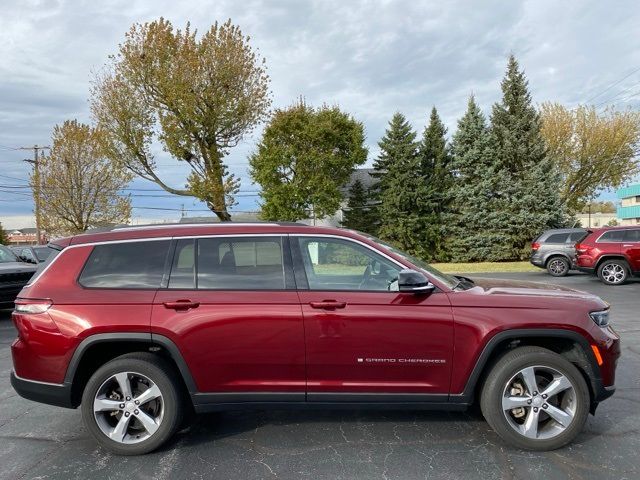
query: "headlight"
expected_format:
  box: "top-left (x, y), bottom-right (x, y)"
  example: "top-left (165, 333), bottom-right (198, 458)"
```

top-left (589, 309), bottom-right (610, 327)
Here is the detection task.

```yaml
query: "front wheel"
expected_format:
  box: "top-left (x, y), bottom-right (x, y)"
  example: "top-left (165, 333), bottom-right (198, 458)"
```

top-left (81, 353), bottom-right (183, 455)
top-left (480, 346), bottom-right (589, 451)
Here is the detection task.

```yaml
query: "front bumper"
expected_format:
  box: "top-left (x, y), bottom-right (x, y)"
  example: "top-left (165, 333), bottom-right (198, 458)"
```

top-left (10, 371), bottom-right (74, 408)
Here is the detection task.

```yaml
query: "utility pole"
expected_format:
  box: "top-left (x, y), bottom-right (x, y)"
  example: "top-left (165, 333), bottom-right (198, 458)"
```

top-left (20, 145), bottom-right (50, 245)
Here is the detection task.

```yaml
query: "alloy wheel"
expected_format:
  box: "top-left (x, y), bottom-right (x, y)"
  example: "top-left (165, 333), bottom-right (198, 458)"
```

top-left (501, 365), bottom-right (576, 440)
top-left (601, 263), bottom-right (625, 284)
top-left (93, 371), bottom-right (164, 444)
top-left (548, 259), bottom-right (568, 276)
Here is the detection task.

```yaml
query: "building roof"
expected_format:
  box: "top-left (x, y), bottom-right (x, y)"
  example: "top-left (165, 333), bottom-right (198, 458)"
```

top-left (341, 168), bottom-right (376, 194)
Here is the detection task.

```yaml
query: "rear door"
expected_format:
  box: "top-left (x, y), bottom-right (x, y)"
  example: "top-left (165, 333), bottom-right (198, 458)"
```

top-left (151, 235), bottom-right (306, 400)
top-left (622, 229), bottom-right (640, 272)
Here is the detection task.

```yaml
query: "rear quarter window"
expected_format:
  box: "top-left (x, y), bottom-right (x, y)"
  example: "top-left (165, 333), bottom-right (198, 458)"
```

top-left (544, 233), bottom-right (569, 244)
top-left (79, 240), bottom-right (171, 289)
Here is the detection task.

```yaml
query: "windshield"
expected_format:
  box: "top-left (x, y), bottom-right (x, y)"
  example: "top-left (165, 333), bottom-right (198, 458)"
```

top-left (357, 232), bottom-right (460, 289)
top-left (0, 245), bottom-right (19, 263)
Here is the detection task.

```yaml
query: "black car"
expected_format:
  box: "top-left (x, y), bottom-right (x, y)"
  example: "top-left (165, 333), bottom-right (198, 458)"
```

top-left (0, 245), bottom-right (38, 307)
top-left (9, 245), bottom-right (52, 264)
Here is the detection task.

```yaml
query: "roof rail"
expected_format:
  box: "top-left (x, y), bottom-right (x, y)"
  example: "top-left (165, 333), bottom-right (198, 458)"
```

top-left (110, 221), bottom-right (309, 231)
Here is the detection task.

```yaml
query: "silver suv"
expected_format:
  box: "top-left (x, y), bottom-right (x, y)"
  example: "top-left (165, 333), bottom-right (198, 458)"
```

top-left (530, 228), bottom-right (588, 277)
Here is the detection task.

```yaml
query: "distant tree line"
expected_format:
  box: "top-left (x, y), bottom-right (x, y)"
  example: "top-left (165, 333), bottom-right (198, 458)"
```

top-left (334, 56), bottom-right (640, 262)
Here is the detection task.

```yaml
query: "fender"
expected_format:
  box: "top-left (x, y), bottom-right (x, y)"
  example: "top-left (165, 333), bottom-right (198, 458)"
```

top-left (449, 328), bottom-right (604, 404)
top-left (63, 332), bottom-right (198, 393)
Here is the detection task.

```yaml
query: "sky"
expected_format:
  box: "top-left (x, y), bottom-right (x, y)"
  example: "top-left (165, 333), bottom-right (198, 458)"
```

top-left (1, 0), bottom-right (639, 229)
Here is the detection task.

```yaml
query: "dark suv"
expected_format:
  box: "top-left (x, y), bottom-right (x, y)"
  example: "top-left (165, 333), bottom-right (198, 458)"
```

top-left (11, 223), bottom-right (619, 454)
top-left (530, 228), bottom-right (587, 277)
top-left (0, 245), bottom-right (37, 307)
top-left (576, 226), bottom-right (640, 285)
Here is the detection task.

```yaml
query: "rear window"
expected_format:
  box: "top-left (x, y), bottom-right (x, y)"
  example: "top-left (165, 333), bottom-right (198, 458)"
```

top-left (597, 230), bottom-right (625, 242)
top-left (544, 233), bottom-right (569, 244)
top-left (568, 231), bottom-right (588, 243)
top-left (79, 240), bottom-right (171, 289)
top-left (168, 236), bottom-right (286, 290)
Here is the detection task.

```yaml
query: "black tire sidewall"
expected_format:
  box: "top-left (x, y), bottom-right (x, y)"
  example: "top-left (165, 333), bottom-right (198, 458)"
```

top-left (597, 260), bottom-right (629, 285)
top-left (81, 355), bottom-right (182, 455)
top-left (481, 348), bottom-right (590, 451)
top-left (546, 257), bottom-right (569, 277)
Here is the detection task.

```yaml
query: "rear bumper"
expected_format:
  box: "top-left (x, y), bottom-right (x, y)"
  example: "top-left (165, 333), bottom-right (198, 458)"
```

top-left (10, 371), bottom-right (74, 408)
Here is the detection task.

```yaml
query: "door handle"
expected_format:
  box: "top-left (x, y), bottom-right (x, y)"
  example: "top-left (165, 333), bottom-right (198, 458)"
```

top-left (163, 300), bottom-right (200, 311)
top-left (622, 244), bottom-right (634, 247)
top-left (309, 300), bottom-right (347, 310)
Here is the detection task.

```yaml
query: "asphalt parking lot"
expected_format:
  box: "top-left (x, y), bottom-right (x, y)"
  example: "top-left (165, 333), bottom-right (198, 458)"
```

top-left (0, 271), bottom-right (638, 480)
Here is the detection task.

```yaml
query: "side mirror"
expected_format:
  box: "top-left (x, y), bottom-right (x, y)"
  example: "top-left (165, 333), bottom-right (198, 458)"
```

top-left (398, 269), bottom-right (435, 294)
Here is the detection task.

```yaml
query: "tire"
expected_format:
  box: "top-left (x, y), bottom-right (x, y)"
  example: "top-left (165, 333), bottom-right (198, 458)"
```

top-left (546, 257), bottom-right (570, 277)
top-left (597, 259), bottom-right (629, 285)
top-left (480, 346), bottom-right (590, 451)
top-left (81, 352), bottom-right (184, 455)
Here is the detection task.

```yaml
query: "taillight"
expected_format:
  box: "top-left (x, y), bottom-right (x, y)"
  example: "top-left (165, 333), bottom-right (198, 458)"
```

top-left (14, 298), bottom-right (52, 314)
top-left (531, 242), bottom-right (540, 251)
top-left (575, 243), bottom-right (589, 254)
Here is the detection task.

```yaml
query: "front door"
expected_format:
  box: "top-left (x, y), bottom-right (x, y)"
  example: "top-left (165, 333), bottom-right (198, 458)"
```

top-left (152, 235), bottom-right (305, 401)
top-left (292, 236), bottom-right (454, 402)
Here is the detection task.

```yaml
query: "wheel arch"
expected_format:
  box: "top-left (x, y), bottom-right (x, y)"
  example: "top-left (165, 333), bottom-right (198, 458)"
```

top-left (595, 255), bottom-right (629, 271)
top-left (64, 333), bottom-right (197, 407)
top-left (451, 329), bottom-right (603, 411)
top-left (544, 253), bottom-right (571, 266)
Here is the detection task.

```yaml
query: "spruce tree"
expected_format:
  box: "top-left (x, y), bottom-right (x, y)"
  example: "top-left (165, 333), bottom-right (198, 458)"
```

top-left (372, 112), bottom-right (417, 194)
top-left (341, 179), bottom-right (377, 234)
top-left (488, 55), bottom-right (567, 260)
top-left (417, 107), bottom-right (452, 260)
top-left (448, 95), bottom-right (502, 261)
top-left (375, 113), bottom-right (432, 258)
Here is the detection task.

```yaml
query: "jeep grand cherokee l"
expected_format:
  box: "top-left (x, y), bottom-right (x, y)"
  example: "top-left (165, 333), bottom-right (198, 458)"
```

top-left (576, 226), bottom-right (640, 285)
top-left (10, 223), bottom-right (620, 454)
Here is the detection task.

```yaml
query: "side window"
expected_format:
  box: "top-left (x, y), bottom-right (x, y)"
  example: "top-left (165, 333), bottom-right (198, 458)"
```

top-left (623, 229), bottom-right (640, 242)
top-left (298, 237), bottom-right (401, 291)
top-left (598, 230), bottom-right (625, 242)
top-left (545, 233), bottom-right (569, 244)
top-left (196, 236), bottom-right (286, 290)
top-left (79, 240), bottom-right (171, 289)
top-left (168, 239), bottom-right (195, 289)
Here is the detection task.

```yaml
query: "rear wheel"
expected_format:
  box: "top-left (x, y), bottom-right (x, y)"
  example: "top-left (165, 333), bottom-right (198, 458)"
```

top-left (546, 257), bottom-right (570, 277)
top-left (480, 346), bottom-right (589, 451)
top-left (597, 259), bottom-right (629, 285)
top-left (81, 353), bottom-right (183, 455)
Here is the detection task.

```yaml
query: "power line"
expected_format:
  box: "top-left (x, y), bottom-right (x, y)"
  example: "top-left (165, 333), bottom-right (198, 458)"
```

top-left (585, 65), bottom-right (640, 103)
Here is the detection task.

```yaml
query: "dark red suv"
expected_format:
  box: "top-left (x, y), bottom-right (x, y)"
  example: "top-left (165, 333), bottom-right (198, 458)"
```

top-left (10, 223), bottom-right (619, 454)
top-left (575, 226), bottom-right (640, 285)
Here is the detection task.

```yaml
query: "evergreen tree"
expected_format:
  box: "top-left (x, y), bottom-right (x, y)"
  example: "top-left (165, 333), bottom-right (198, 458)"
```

top-left (488, 55), bottom-right (567, 260)
top-left (448, 95), bottom-right (502, 261)
top-left (341, 179), bottom-right (378, 234)
top-left (372, 112), bottom-right (417, 194)
top-left (417, 107), bottom-right (452, 260)
top-left (375, 113), bottom-right (434, 259)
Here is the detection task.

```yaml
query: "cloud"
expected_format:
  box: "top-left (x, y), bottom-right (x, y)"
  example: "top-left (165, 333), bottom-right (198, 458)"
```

top-left (0, 0), bottom-right (639, 224)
